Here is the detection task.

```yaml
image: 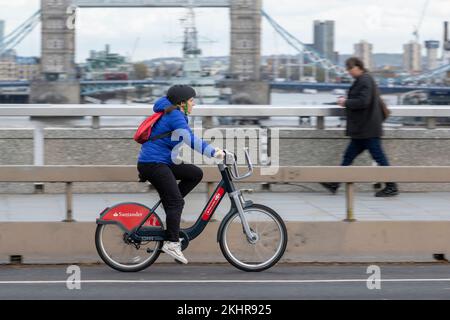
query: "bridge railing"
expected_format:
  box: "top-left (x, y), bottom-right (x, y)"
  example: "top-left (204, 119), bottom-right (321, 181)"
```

top-left (1, 165), bottom-right (450, 222)
top-left (0, 104), bottom-right (450, 129)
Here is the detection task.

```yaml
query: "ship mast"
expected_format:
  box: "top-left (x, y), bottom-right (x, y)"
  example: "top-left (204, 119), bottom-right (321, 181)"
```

top-left (183, 4), bottom-right (201, 56)
top-left (180, 1), bottom-right (202, 78)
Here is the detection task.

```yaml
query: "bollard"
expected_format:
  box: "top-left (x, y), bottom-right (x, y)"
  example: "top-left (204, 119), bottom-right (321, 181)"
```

top-left (92, 116), bottom-right (100, 129)
top-left (33, 123), bottom-right (45, 193)
top-left (316, 116), bottom-right (325, 129)
top-left (261, 127), bottom-right (271, 191)
top-left (344, 182), bottom-right (356, 222)
top-left (203, 116), bottom-right (213, 129)
top-left (203, 115), bottom-right (214, 197)
top-left (426, 117), bottom-right (436, 129)
top-left (63, 182), bottom-right (75, 222)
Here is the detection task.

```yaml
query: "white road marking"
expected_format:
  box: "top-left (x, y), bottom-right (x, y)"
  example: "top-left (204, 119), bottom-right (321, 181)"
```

top-left (1, 278), bottom-right (450, 285)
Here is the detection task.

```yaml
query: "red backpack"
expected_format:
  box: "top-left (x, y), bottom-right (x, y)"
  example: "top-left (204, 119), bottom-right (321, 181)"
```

top-left (133, 112), bottom-right (172, 144)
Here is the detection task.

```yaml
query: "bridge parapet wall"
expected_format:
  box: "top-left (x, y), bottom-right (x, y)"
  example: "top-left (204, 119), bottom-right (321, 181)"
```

top-left (0, 127), bottom-right (449, 193)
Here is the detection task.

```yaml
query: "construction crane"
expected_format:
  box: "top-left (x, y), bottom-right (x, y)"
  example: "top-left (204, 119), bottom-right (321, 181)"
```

top-left (412, 0), bottom-right (430, 42)
top-left (129, 37), bottom-right (140, 62)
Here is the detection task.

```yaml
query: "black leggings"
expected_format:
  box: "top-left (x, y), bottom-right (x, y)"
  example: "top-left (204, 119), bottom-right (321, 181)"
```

top-left (137, 162), bottom-right (203, 242)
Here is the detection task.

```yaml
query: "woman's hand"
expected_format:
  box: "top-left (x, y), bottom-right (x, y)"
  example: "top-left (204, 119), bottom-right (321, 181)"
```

top-left (214, 147), bottom-right (225, 160)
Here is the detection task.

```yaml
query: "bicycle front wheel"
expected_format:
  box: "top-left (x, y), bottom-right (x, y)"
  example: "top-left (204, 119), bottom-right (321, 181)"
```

top-left (219, 204), bottom-right (288, 272)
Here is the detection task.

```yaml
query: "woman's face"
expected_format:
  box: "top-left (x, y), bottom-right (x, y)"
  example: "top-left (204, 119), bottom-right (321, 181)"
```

top-left (186, 97), bottom-right (195, 114)
top-left (179, 97), bottom-right (196, 114)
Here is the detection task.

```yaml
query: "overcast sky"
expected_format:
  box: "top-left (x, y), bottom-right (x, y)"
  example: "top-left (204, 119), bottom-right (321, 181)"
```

top-left (1, 0), bottom-right (449, 62)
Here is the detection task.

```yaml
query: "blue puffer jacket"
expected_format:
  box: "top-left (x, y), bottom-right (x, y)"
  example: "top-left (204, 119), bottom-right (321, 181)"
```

top-left (138, 96), bottom-right (216, 165)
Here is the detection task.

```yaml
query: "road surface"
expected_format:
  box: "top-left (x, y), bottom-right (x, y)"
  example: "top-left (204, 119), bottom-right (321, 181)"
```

top-left (1, 263), bottom-right (450, 300)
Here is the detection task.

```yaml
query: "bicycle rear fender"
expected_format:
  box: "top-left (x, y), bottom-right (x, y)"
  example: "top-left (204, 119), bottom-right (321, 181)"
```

top-left (96, 202), bottom-right (161, 233)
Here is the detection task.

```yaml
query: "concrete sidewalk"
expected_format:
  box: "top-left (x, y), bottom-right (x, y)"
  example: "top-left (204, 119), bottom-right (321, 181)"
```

top-left (0, 191), bottom-right (449, 222)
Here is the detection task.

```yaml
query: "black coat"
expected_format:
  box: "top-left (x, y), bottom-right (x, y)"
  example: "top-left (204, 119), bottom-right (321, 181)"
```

top-left (345, 73), bottom-right (383, 139)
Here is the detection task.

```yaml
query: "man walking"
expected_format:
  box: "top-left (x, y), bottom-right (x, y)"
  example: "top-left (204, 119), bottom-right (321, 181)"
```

top-left (321, 57), bottom-right (398, 197)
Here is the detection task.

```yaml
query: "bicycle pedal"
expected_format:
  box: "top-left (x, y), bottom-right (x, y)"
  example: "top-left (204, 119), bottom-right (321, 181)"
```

top-left (241, 189), bottom-right (254, 194)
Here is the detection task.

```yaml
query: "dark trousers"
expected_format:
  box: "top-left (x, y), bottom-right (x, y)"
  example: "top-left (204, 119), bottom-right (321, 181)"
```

top-left (341, 137), bottom-right (390, 167)
top-left (137, 163), bottom-right (203, 242)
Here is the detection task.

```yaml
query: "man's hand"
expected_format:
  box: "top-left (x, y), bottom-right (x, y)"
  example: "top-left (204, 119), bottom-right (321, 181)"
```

top-left (337, 96), bottom-right (346, 107)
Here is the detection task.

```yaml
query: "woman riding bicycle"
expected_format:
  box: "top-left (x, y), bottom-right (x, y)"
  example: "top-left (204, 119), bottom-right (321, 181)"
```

top-left (137, 85), bottom-right (224, 264)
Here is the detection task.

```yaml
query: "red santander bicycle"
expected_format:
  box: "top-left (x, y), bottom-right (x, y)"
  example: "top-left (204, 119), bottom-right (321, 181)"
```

top-left (95, 149), bottom-right (287, 272)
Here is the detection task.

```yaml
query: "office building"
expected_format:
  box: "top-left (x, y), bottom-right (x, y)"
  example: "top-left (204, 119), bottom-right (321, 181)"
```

top-left (313, 20), bottom-right (336, 63)
top-left (354, 40), bottom-right (374, 70)
top-left (403, 41), bottom-right (422, 73)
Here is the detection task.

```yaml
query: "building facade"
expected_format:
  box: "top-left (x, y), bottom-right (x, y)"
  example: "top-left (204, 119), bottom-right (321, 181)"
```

top-left (229, 0), bottom-right (262, 81)
top-left (403, 41), bottom-right (422, 73)
top-left (354, 40), bottom-right (373, 70)
top-left (83, 44), bottom-right (131, 80)
top-left (0, 51), bottom-right (16, 81)
top-left (424, 40), bottom-right (439, 71)
top-left (0, 50), bottom-right (40, 81)
top-left (16, 56), bottom-right (40, 80)
top-left (313, 20), bottom-right (336, 63)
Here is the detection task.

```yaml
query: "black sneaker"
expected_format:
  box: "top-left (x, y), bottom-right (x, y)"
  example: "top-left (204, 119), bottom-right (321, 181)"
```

top-left (320, 183), bottom-right (340, 194)
top-left (375, 183), bottom-right (399, 197)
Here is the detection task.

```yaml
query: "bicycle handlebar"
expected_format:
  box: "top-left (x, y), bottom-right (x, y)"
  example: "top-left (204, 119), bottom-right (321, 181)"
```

top-left (223, 148), bottom-right (254, 181)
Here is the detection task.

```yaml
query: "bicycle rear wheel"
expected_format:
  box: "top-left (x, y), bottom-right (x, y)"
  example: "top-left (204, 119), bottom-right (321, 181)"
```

top-left (95, 224), bottom-right (163, 272)
top-left (219, 204), bottom-right (287, 272)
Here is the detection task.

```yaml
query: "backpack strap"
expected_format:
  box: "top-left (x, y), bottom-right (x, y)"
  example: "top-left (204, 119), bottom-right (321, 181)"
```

top-left (148, 107), bottom-right (178, 141)
top-left (149, 130), bottom-right (173, 141)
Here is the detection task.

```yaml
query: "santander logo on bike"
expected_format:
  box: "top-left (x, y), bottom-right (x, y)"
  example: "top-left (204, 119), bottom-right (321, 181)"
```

top-left (112, 211), bottom-right (143, 218)
top-left (201, 187), bottom-right (225, 221)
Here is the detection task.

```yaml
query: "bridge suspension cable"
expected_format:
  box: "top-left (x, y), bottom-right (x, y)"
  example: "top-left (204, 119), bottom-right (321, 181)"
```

top-left (262, 9), bottom-right (450, 85)
top-left (401, 63), bottom-right (450, 83)
top-left (0, 10), bottom-right (41, 55)
top-left (261, 9), bottom-right (350, 80)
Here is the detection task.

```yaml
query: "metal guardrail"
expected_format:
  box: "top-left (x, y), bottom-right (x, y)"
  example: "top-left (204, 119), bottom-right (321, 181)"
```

top-left (1, 165), bottom-right (450, 222)
top-left (0, 104), bottom-right (449, 129)
top-left (2, 104), bottom-right (450, 116)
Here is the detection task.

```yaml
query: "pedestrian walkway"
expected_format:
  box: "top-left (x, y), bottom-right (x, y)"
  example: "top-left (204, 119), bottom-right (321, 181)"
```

top-left (0, 191), bottom-right (449, 222)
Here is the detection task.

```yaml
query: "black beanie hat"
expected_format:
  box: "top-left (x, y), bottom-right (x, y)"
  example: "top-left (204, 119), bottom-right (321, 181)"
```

top-left (167, 85), bottom-right (196, 105)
